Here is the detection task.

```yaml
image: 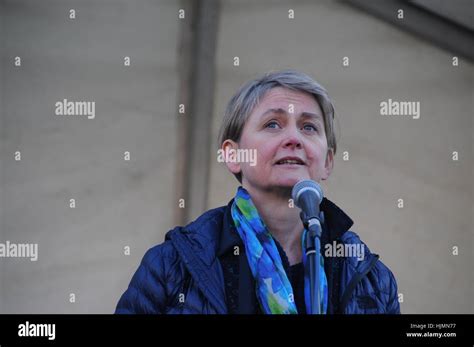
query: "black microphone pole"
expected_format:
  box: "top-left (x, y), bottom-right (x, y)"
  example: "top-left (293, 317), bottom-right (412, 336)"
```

top-left (301, 211), bottom-right (323, 314)
top-left (293, 180), bottom-right (325, 314)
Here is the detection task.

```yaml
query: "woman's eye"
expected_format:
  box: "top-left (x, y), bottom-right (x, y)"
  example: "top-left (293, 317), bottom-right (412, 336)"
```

top-left (303, 124), bottom-right (318, 132)
top-left (265, 121), bottom-right (280, 129)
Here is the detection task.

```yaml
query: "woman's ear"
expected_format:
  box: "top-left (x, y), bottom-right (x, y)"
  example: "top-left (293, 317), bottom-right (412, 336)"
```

top-left (221, 139), bottom-right (241, 176)
top-left (321, 148), bottom-right (334, 181)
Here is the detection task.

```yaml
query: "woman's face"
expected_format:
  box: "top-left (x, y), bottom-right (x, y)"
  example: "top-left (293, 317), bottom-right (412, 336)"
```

top-left (224, 87), bottom-right (334, 192)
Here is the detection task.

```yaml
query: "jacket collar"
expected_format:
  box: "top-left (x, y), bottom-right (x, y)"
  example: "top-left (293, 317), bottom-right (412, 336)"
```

top-left (218, 197), bottom-right (354, 257)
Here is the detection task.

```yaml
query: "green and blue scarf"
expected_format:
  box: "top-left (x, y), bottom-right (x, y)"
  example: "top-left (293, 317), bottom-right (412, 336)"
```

top-left (231, 186), bottom-right (328, 314)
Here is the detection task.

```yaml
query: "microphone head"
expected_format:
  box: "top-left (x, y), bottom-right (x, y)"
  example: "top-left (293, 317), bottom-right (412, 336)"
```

top-left (291, 179), bottom-right (324, 208)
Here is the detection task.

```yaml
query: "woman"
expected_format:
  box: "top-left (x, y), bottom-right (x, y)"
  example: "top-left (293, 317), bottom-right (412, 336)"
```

top-left (115, 70), bottom-right (400, 314)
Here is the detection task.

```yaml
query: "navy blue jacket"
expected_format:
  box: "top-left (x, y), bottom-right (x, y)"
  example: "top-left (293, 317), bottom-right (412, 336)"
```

top-left (115, 198), bottom-right (400, 314)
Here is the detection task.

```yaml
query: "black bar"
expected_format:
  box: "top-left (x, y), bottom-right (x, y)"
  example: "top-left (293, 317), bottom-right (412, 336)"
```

top-left (0, 314), bottom-right (472, 346)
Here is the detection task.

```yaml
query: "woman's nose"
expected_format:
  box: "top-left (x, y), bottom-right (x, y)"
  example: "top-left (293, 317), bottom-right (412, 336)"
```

top-left (282, 127), bottom-right (302, 149)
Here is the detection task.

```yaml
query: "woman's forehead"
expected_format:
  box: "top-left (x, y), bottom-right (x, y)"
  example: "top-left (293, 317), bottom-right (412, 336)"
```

top-left (253, 88), bottom-right (323, 118)
top-left (260, 87), bottom-right (316, 104)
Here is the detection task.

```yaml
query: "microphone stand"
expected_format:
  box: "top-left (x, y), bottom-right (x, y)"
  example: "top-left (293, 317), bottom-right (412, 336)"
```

top-left (300, 211), bottom-right (324, 314)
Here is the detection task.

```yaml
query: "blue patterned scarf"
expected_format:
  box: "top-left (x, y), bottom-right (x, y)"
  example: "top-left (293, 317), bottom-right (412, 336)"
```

top-left (231, 186), bottom-right (328, 314)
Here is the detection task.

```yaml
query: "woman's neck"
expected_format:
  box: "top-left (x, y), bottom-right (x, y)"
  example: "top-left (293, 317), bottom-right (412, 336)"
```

top-left (242, 183), bottom-right (304, 265)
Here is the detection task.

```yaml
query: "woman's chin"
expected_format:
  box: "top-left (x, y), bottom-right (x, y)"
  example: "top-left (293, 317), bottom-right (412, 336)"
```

top-left (272, 176), bottom-right (307, 187)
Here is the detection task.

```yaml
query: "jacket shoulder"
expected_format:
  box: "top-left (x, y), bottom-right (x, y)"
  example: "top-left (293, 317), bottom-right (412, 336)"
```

top-left (116, 205), bottom-right (228, 314)
top-left (173, 205), bottom-right (226, 235)
top-left (115, 236), bottom-right (183, 314)
top-left (164, 205), bottom-right (227, 255)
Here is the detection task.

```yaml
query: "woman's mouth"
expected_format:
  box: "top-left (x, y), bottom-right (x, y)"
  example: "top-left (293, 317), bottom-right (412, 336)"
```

top-left (274, 158), bottom-right (306, 168)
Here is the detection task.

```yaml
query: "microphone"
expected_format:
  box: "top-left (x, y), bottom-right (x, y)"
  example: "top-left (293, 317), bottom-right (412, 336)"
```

top-left (292, 179), bottom-right (324, 223)
top-left (292, 179), bottom-right (324, 314)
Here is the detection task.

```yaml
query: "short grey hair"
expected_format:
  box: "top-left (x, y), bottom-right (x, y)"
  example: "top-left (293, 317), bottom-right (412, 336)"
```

top-left (218, 69), bottom-right (338, 183)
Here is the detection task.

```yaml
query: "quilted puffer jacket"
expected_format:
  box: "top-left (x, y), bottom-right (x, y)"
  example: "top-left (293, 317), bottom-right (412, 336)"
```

top-left (115, 198), bottom-right (400, 314)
